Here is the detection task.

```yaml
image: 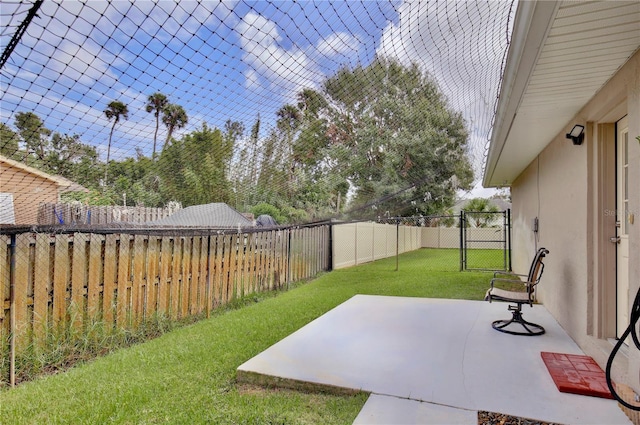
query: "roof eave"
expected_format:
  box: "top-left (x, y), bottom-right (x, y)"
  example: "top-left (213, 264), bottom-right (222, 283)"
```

top-left (483, 1), bottom-right (560, 188)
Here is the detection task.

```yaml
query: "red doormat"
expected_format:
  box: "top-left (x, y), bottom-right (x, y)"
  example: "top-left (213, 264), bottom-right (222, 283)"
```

top-left (541, 352), bottom-right (613, 399)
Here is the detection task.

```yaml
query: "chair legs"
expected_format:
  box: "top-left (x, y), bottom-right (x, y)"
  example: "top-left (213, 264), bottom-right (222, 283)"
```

top-left (492, 304), bottom-right (545, 336)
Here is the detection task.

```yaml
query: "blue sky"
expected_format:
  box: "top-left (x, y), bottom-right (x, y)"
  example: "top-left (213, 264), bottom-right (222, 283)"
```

top-left (1, 0), bottom-right (514, 193)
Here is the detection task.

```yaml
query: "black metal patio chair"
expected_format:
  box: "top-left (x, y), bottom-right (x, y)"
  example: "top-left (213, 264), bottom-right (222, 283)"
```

top-left (485, 247), bottom-right (550, 336)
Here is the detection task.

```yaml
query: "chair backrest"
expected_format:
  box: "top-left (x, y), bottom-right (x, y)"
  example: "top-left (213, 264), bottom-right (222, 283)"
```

top-left (527, 248), bottom-right (549, 291)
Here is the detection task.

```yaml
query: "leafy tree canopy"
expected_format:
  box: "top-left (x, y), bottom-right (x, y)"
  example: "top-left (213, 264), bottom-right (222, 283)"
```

top-left (296, 58), bottom-right (474, 217)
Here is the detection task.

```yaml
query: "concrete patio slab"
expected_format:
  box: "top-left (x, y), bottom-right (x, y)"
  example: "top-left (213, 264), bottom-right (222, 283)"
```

top-left (237, 295), bottom-right (630, 424)
top-left (353, 394), bottom-right (477, 425)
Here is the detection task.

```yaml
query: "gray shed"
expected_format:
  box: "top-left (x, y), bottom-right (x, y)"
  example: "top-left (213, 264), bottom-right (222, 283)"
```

top-left (147, 202), bottom-right (253, 228)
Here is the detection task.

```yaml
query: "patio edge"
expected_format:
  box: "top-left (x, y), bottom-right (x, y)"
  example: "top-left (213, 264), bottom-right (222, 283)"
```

top-left (236, 369), bottom-right (365, 396)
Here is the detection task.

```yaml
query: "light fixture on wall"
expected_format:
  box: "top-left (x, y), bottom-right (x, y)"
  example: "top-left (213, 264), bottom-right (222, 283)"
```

top-left (566, 124), bottom-right (585, 145)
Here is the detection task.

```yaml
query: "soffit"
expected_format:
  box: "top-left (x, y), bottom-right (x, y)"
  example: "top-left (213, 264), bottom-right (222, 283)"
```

top-left (484, 1), bottom-right (640, 188)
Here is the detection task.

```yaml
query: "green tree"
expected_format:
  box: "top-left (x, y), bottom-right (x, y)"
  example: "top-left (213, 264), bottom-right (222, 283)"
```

top-left (463, 198), bottom-right (500, 228)
top-left (233, 115), bottom-right (260, 210)
top-left (158, 123), bottom-right (231, 206)
top-left (162, 103), bottom-right (188, 148)
top-left (104, 100), bottom-right (129, 184)
top-left (0, 123), bottom-right (19, 158)
top-left (45, 133), bottom-right (99, 179)
top-left (250, 202), bottom-right (286, 225)
top-left (321, 58), bottom-right (473, 217)
top-left (146, 92), bottom-right (168, 160)
top-left (15, 112), bottom-right (51, 162)
top-left (107, 151), bottom-right (162, 207)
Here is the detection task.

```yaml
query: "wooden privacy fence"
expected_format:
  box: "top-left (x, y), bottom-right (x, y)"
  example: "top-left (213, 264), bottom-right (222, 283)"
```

top-left (1, 225), bottom-right (330, 351)
top-left (37, 203), bottom-right (179, 225)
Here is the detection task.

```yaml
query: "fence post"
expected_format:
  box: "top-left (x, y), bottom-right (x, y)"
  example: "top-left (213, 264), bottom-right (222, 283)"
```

top-left (328, 222), bottom-right (333, 271)
top-left (507, 208), bottom-right (512, 271)
top-left (395, 218), bottom-right (399, 271)
top-left (9, 234), bottom-right (16, 387)
top-left (459, 211), bottom-right (464, 271)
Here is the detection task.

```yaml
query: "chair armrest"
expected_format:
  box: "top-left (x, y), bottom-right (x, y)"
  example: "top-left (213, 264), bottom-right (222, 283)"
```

top-left (493, 271), bottom-right (527, 278)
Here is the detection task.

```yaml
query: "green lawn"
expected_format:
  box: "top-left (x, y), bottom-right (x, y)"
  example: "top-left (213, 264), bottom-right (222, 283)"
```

top-left (464, 248), bottom-right (509, 271)
top-left (0, 249), bottom-right (495, 424)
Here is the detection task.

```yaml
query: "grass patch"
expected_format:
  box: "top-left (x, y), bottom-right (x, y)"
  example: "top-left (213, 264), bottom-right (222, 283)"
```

top-left (465, 248), bottom-right (508, 270)
top-left (0, 248), bottom-right (494, 424)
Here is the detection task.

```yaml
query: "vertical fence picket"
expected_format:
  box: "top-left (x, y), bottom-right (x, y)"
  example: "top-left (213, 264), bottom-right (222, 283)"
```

top-left (189, 237), bottom-right (200, 315)
top-left (131, 235), bottom-right (145, 326)
top-left (33, 233), bottom-right (50, 342)
top-left (146, 236), bottom-right (159, 318)
top-left (205, 236), bottom-right (214, 316)
top-left (223, 235), bottom-right (233, 302)
top-left (237, 235), bottom-right (245, 297)
top-left (13, 234), bottom-right (30, 350)
top-left (52, 235), bottom-right (69, 329)
top-left (254, 232), bottom-right (263, 291)
top-left (87, 234), bottom-right (102, 320)
top-left (0, 235), bottom-right (8, 335)
top-left (231, 235), bottom-right (239, 299)
top-left (274, 231), bottom-right (282, 287)
top-left (198, 237), bottom-right (208, 314)
top-left (158, 236), bottom-right (171, 314)
top-left (268, 231), bottom-right (276, 289)
top-left (116, 234), bottom-right (131, 327)
top-left (245, 234), bottom-right (254, 294)
top-left (170, 238), bottom-right (181, 320)
top-left (212, 235), bottom-right (221, 308)
top-left (180, 237), bottom-right (191, 318)
top-left (103, 234), bottom-right (117, 326)
top-left (71, 233), bottom-right (87, 329)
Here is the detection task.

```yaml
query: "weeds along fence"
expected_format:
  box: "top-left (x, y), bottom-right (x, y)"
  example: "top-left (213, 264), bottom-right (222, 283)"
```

top-left (1, 224), bottom-right (330, 358)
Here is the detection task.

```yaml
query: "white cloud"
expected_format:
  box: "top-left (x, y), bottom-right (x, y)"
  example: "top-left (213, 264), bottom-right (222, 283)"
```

top-left (236, 12), bottom-right (317, 101)
top-left (235, 12), bottom-right (366, 104)
top-left (317, 32), bottom-right (360, 57)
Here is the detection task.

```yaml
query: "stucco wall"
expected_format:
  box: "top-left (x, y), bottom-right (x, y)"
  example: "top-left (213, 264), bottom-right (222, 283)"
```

top-left (510, 50), bottom-right (639, 389)
top-left (0, 162), bottom-right (60, 225)
top-left (512, 127), bottom-right (590, 341)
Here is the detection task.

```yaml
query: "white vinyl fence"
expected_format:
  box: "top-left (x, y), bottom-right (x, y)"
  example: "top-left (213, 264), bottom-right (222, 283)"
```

top-left (332, 222), bottom-right (421, 269)
top-left (332, 222), bottom-right (505, 269)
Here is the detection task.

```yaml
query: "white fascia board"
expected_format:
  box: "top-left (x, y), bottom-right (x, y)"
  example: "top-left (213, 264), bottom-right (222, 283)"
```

top-left (483, 0), bottom-right (560, 188)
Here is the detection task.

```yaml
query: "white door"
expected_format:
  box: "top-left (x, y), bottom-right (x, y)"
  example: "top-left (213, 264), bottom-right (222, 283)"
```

top-left (616, 116), bottom-right (630, 339)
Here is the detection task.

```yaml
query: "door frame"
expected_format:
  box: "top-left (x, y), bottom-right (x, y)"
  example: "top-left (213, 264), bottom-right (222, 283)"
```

top-left (616, 115), bottom-right (630, 338)
top-left (592, 121), bottom-right (617, 339)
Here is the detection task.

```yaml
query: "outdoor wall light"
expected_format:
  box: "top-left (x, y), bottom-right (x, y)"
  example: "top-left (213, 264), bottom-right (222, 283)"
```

top-left (566, 124), bottom-right (585, 145)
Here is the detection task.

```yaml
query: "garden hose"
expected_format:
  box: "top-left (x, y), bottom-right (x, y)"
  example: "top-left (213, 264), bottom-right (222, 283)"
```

top-left (606, 285), bottom-right (640, 410)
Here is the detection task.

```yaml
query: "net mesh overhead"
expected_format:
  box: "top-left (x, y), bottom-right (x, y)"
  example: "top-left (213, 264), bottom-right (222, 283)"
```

top-left (1, 0), bottom-right (515, 225)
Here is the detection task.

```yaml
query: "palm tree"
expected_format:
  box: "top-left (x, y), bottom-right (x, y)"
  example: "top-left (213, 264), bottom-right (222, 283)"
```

top-left (161, 104), bottom-right (187, 149)
top-left (145, 92), bottom-right (168, 160)
top-left (463, 198), bottom-right (500, 228)
top-left (104, 100), bottom-right (129, 184)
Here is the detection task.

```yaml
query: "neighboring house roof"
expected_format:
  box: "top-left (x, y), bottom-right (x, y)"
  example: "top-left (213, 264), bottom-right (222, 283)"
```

top-left (484, 1), bottom-right (640, 187)
top-left (0, 154), bottom-right (71, 188)
top-left (147, 202), bottom-right (253, 228)
top-left (54, 175), bottom-right (90, 193)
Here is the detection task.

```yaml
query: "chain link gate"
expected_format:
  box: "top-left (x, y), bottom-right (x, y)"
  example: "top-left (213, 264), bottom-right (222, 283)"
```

top-left (459, 209), bottom-right (511, 272)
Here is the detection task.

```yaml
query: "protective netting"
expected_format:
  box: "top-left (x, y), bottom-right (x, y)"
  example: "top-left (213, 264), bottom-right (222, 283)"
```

top-left (1, 1), bottom-right (519, 386)
top-left (1, 0), bottom-right (515, 226)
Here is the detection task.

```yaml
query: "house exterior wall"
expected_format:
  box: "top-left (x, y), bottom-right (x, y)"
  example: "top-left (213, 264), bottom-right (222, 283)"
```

top-left (0, 161), bottom-right (60, 225)
top-left (511, 124), bottom-right (590, 339)
top-left (510, 50), bottom-right (639, 390)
